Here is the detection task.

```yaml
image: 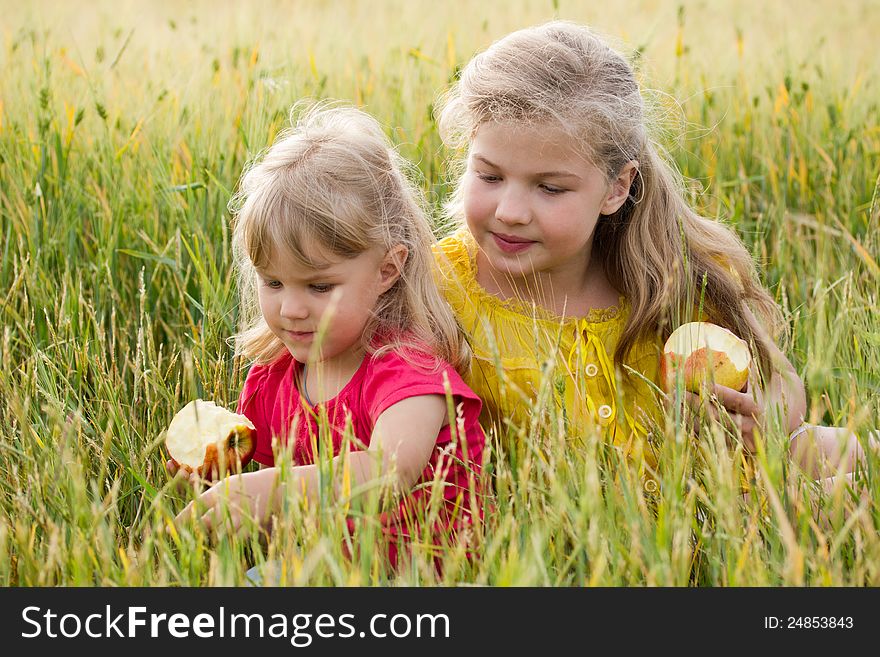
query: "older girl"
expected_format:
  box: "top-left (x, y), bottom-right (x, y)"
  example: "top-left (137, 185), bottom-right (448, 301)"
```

top-left (432, 20), bottom-right (870, 488)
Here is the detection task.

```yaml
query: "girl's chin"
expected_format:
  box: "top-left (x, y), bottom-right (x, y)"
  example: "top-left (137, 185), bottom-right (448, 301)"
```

top-left (285, 346), bottom-right (311, 362)
top-left (484, 253), bottom-right (542, 279)
top-left (283, 339), bottom-right (318, 359)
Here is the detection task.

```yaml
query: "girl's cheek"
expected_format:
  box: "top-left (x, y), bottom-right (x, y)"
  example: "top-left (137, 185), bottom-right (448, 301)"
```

top-left (462, 178), bottom-right (491, 221)
top-left (256, 290), bottom-right (271, 317)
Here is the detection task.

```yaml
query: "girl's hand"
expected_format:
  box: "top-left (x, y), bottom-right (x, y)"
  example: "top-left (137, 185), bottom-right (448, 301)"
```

top-left (165, 459), bottom-right (226, 487)
top-left (683, 382), bottom-right (765, 452)
top-left (174, 468), bottom-right (279, 539)
top-left (166, 459), bottom-right (201, 489)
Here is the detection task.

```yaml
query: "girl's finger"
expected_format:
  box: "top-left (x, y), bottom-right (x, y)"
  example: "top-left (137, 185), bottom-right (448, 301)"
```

top-left (711, 384), bottom-right (759, 417)
top-left (683, 391), bottom-right (703, 411)
top-left (169, 463), bottom-right (207, 496)
top-left (173, 500), bottom-right (197, 527)
top-left (706, 403), bottom-right (721, 423)
top-left (741, 425), bottom-right (756, 452)
top-left (174, 484), bottom-right (219, 526)
top-left (728, 411), bottom-right (743, 431)
top-left (723, 412), bottom-right (761, 452)
top-left (682, 391), bottom-right (704, 434)
top-left (690, 412), bottom-right (702, 437)
top-left (200, 508), bottom-right (216, 536)
top-left (201, 504), bottom-right (245, 540)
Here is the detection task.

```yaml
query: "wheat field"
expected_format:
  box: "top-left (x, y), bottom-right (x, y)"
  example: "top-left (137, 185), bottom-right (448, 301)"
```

top-left (0, 0), bottom-right (878, 585)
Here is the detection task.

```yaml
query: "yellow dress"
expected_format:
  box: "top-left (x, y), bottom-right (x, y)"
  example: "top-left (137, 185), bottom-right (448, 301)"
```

top-left (433, 229), bottom-right (667, 478)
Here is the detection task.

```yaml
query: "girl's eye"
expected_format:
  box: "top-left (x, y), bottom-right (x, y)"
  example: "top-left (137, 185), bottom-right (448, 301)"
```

top-left (475, 172), bottom-right (501, 183)
top-left (263, 280), bottom-right (282, 289)
top-left (540, 184), bottom-right (566, 195)
top-left (309, 283), bottom-right (334, 293)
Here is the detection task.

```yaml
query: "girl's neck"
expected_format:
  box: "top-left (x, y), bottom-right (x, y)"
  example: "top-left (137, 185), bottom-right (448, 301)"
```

top-left (475, 246), bottom-right (619, 318)
top-left (300, 346), bottom-right (366, 405)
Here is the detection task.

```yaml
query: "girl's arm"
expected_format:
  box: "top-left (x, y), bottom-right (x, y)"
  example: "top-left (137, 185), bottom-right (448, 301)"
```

top-left (741, 302), bottom-right (807, 436)
top-left (174, 394), bottom-right (448, 535)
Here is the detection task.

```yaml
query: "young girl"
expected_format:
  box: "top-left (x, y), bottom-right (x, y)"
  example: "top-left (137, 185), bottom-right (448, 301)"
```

top-left (170, 104), bottom-right (485, 571)
top-left (432, 20), bottom-right (870, 489)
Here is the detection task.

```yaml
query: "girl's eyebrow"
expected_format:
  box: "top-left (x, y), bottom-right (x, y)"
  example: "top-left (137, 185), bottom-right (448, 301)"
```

top-left (256, 256), bottom-right (336, 277)
top-left (472, 154), bottom-right (498, 168)
top-left (256, 263), bottom-right (336, 280)
top-left (534, 170), bottom-right (581, 180)
top-left (472, 154), bottom-right (581, 180)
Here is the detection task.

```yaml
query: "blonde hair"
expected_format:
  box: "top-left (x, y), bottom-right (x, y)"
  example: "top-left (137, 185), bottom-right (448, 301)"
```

top-left (437, 20), bottom-right (783, 377)
top-left (230, 103), bottom-right (469, 372)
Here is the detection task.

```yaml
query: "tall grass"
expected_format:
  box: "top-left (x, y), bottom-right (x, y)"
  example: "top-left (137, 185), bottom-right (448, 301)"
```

top-left (1, 0), bottom-right (878, 585)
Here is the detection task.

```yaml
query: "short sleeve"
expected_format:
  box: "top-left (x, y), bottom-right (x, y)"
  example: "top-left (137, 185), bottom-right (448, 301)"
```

top-left (361, 352), bottom-right (482, 429)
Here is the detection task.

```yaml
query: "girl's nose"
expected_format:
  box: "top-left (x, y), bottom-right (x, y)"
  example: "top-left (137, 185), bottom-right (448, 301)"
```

top-left (280, 293), bottom-right (309, 320)
top-left (495, 186), bottom-right (531, 225)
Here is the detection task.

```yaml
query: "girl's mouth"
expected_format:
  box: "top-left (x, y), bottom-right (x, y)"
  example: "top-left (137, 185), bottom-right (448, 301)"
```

top-left (492, 232), bottom-right (536, 254)
top-left (286, 330), bottom-right (315, 342)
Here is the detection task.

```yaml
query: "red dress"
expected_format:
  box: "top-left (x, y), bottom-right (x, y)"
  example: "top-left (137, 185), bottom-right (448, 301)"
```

top-left (236, 348), bottom-right (485, 569)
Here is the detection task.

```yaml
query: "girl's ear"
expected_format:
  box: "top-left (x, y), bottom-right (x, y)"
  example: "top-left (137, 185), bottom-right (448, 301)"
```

top-left (378, 244), bottom-right (408, 293)
top-left (600, 160), bottom-right (639, 215)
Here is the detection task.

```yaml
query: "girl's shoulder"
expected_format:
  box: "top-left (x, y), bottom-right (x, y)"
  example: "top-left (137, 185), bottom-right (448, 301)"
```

top-left (355, 348), bottom-right (485, 458)
top-left (364, 345), bottom-right (459, 385)
top-left (360, 347), bottom-right (481, 421)
top-left (432, 228), bottom-right (491, 322)
top-left (433, 227), bottom-right (476, 285)
top-left (241, 351), bottom-right (297, 397)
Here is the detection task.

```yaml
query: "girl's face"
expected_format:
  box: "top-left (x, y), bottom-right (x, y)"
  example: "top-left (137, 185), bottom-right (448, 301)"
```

top-left (256, 242), bottom-right (402, 371)
top-left (462, 121), bottom-right (633, 290)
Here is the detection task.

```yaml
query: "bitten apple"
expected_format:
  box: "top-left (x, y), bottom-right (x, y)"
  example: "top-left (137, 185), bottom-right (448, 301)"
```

top-left (165, 400), bottom-right (256, 476)
top-left (661, 321), bottom-right (752, 393)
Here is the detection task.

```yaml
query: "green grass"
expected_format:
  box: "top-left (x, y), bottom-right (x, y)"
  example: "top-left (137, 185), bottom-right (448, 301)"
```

top-left (1, 0), bottom-right (878, 585)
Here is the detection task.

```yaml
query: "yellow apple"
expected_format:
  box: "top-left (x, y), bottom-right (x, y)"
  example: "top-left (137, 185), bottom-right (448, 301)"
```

top-left (165, 400), bottom-right (256, 476)
top-left (660, 321), bottom-right (752, 393)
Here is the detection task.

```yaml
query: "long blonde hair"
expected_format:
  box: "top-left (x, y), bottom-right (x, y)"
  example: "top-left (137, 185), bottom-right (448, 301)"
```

top-left (230, 103), bottom-right (469, 372)
top-left (437, 20), bottom-right (783, 377)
